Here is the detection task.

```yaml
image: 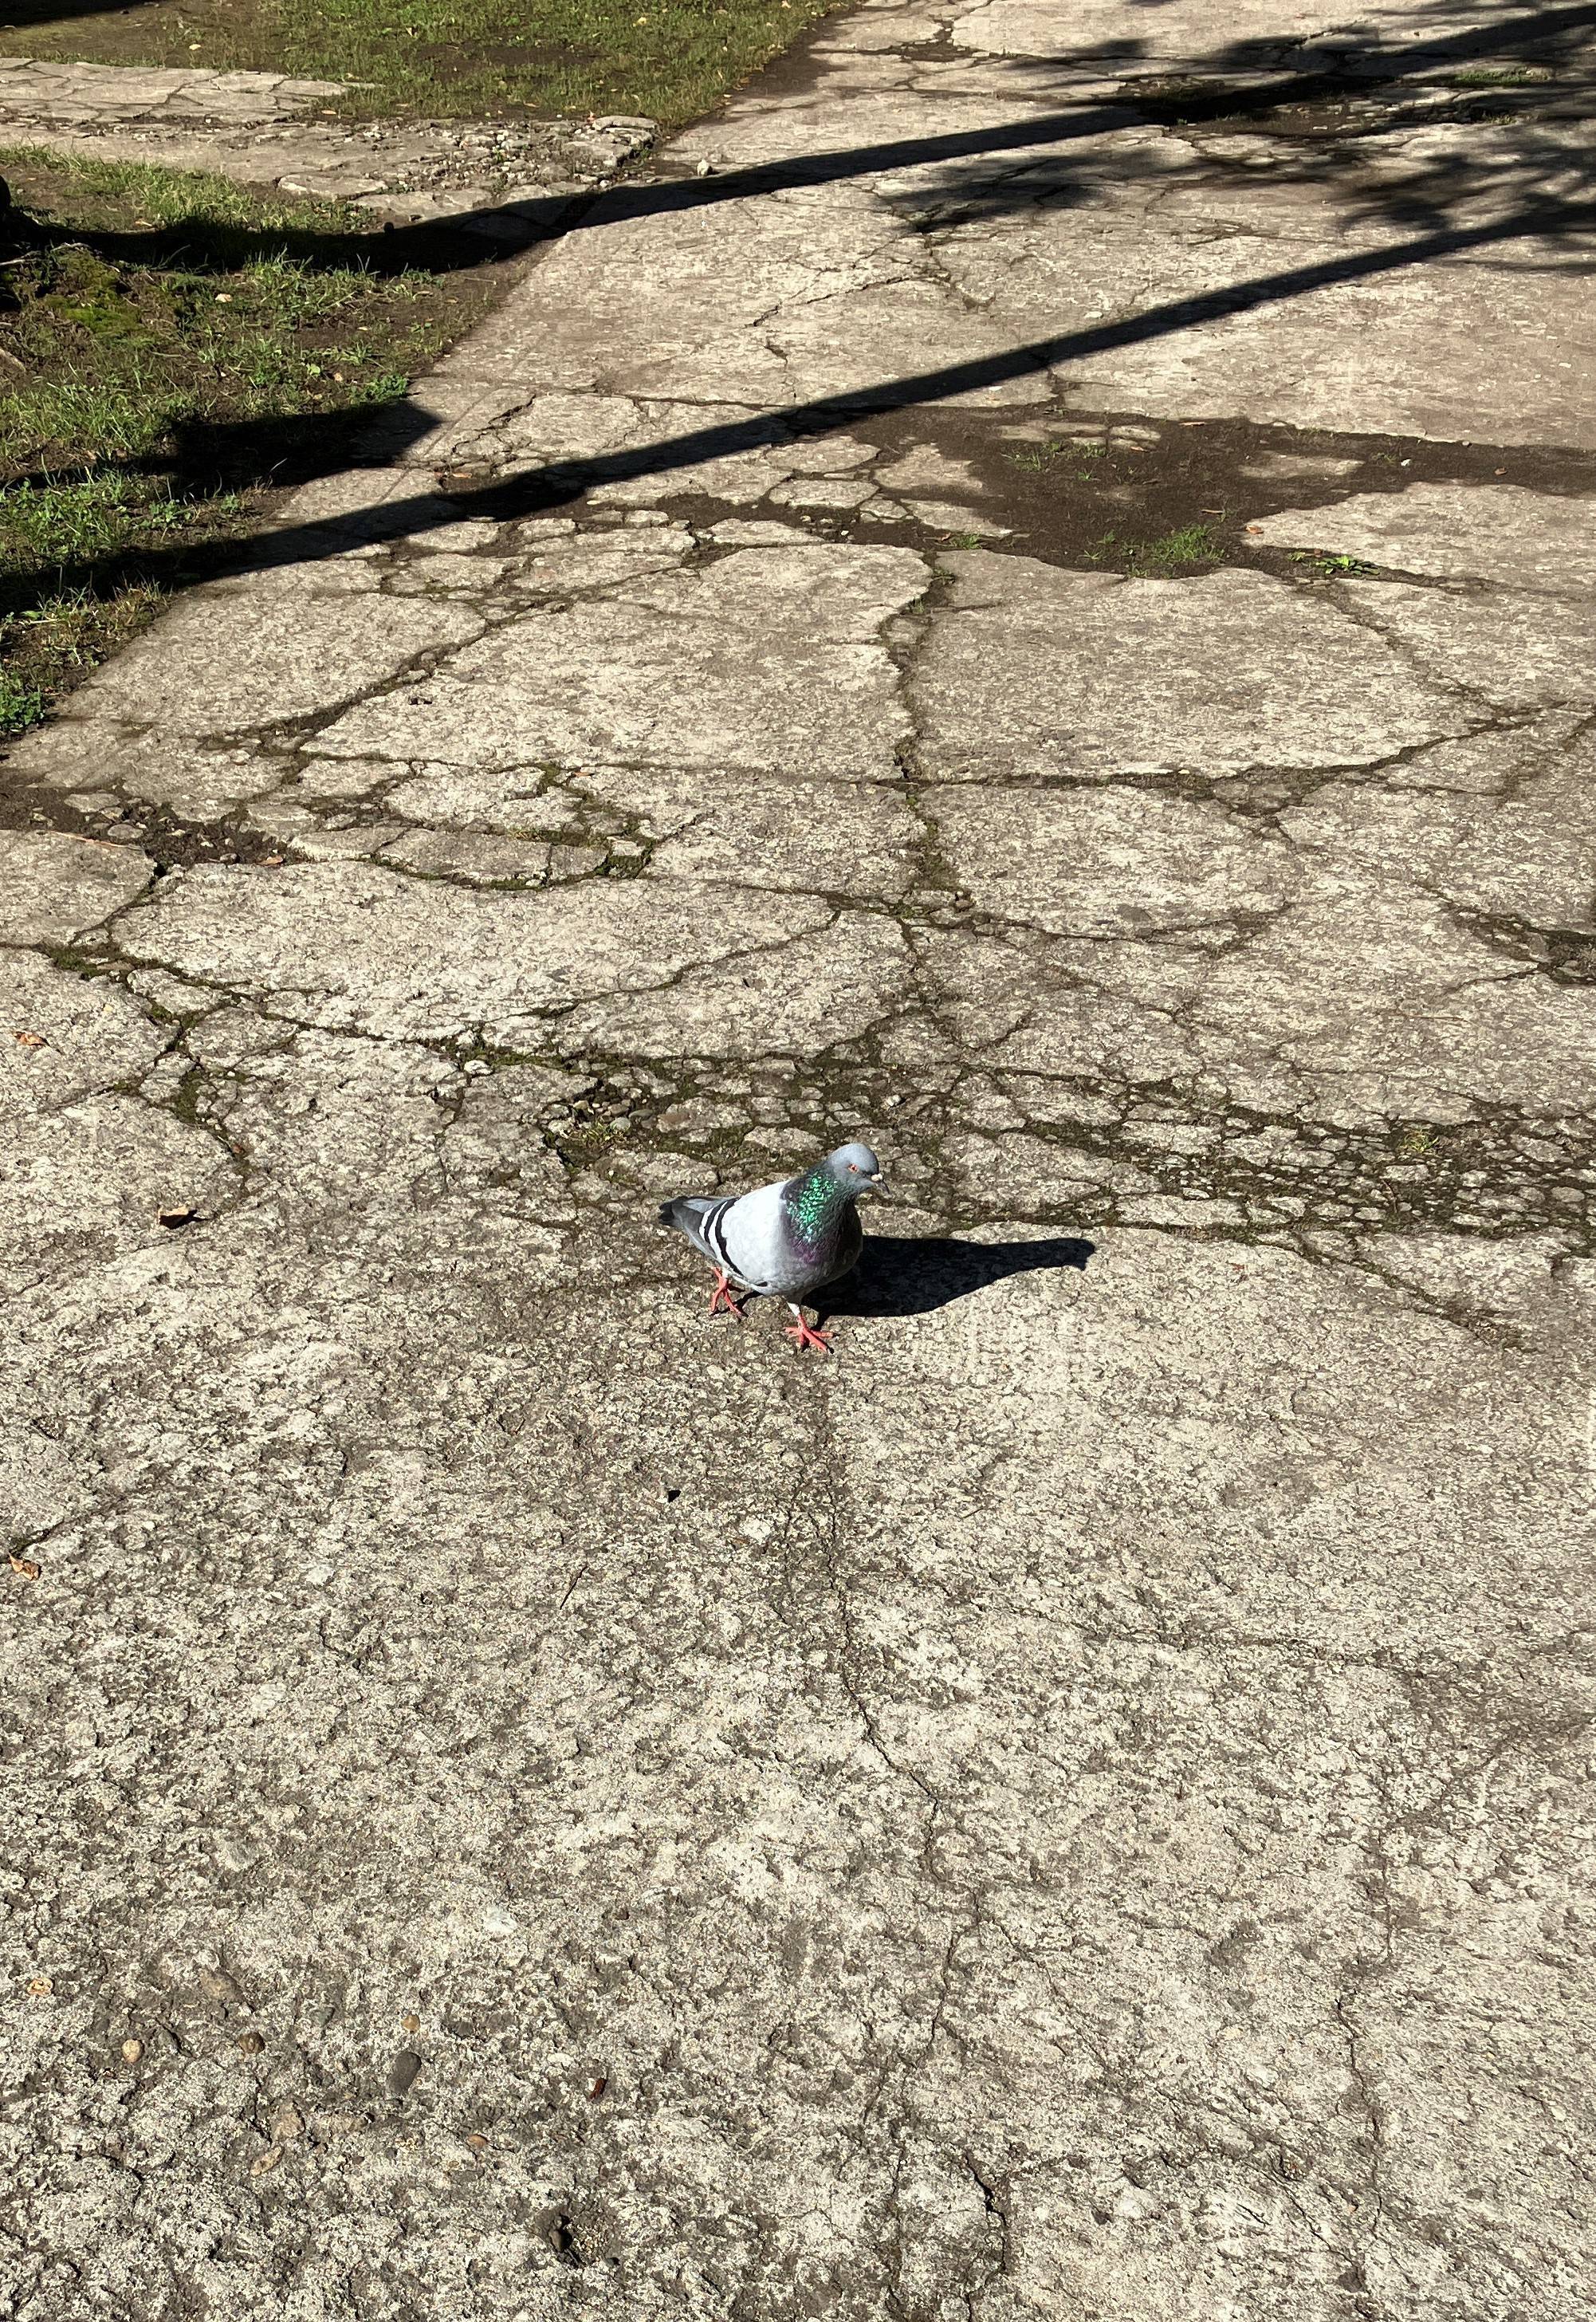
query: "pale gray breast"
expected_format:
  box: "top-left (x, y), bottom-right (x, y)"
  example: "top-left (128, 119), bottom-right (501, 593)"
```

top-left (759, 1202), bottom-right (863, 1298)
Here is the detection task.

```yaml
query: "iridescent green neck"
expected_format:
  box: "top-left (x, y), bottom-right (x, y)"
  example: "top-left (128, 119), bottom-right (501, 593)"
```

top-left (783, 1163), bottom-right (848, 1255)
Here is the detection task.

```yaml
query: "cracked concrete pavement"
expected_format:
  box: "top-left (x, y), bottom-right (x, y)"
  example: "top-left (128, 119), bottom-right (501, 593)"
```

top-left (0, 59), bottom-right (656, 222)
top-left (2, 1), bottom-right (1595, 2316)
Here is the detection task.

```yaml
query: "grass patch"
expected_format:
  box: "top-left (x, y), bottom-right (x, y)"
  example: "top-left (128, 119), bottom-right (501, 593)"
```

top-left (1394, 1124), bottom-right (1439, 1160)
top-left (1007, 439), bottom-right (1106, 474)
top-left (1134, 522), bottom-right (1221, 569)
top-left (1088, 522), bottom-right (1223, 573)
top-left (0, 670), bottom-right (47, 738)
top-left (1453, 65), bottom-right (1552, 88)
top-left (1, 474), bottom-right (206, 564)
top-left (0, 586), bottom-right (166, 734)
top-left (0, 149), bottom-right (490, 732)
top-left (1, 0), bottom-right (844, 126)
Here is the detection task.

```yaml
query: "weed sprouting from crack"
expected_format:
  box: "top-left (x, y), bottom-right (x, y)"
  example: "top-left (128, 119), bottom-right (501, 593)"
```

top-left (1291, 549), bottom-right (1380, 580)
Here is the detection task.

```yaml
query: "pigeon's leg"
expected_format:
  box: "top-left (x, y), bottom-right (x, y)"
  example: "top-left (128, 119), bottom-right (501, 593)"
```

top-left (783, 1305), bottom-right (835, 1355)
top-left (707, 1268), bottom-right (749, 1322)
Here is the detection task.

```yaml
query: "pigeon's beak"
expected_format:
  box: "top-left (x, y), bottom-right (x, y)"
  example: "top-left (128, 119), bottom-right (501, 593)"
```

top-left (867, 1171), bottom-right (886, 1194)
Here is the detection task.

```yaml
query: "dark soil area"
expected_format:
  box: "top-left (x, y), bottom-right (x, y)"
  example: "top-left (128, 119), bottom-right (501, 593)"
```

top-left (591, 400), bottom-right (1596, 584)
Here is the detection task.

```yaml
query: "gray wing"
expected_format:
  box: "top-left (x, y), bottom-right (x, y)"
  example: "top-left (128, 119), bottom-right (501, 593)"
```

top-left (718, 1181), bottom-right (796, 1293)
top-left (660, 1179), bottom-right (788, 1291)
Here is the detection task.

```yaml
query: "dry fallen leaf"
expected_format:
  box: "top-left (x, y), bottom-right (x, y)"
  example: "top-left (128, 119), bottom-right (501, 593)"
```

top-left (14, 1030), bottom-right (46, 1049)
top-left (465, 2131), bottom-right (492, 2152)
top-left (158, 1207), bottom-right (198, 1230)
top-left (238, 2030), bottom-right (265, 2056)
top-left (27, 1976), bottom-right (53, 1997)
top-left (250, 2145), bottom-right (283, 2176)
top-left (9, 1554), bottom-right (40, 1580)
top-left (121, 2038), bottom-right (143, 2064)
top-left (401, 2011), bottom-right (420, 2033)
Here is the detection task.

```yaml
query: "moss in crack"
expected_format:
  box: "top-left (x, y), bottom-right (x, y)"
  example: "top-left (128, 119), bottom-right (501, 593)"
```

top-left (555, 1117), bottom-right (627, 1171)
top-left (133, 990), bottom-right (210, 1031)
top-left (39, 941), bottom-right (123, 980)
top-left (1394, 1124), bottom-right (1439, 1163)
top-left (446, 1037), bottom-right (544, 1076)
top-left (165, 1063), bottom-right (212, 1130)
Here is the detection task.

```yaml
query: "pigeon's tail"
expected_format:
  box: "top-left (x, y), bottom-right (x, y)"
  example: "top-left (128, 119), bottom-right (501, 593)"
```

top-left (658, 1193), bottom-right (733, 1270)
top-left (658, 1194), bottom-right (710, 1235)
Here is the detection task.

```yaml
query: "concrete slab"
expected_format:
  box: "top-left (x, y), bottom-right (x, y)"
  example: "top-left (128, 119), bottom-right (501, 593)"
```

top-left (312, 544), bottom-right (928, 780)
top-left (1251, 482), bottom-right (1596, 586)
top-left (913, 556), bottom-right (1472, 776)
top-left (2, 2), bottom-right (1594, 2316)
top-left (0, 830), bottom-right (153, 944)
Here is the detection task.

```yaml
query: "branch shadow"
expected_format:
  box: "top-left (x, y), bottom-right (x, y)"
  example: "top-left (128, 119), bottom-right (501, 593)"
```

top-left (818, 1233), bottom-right (1096, 1321)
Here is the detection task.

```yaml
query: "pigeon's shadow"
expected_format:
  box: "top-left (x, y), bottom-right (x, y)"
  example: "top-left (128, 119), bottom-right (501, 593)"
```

top-left (818, 1233), bottom-right (1095, 1321)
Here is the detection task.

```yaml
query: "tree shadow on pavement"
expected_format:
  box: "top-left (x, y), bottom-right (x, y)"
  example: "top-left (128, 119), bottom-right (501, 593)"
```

top-left (2, 175), bottom-right (1590, 630)
top-left (2, 0), bottom-right (1592, 619)
top-left (6, 1), bottom-right (1594, 281)
top-left (820, 1234), bottom-right (1096, 1321)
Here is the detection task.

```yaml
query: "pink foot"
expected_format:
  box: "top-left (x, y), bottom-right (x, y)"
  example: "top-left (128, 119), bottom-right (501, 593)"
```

top-left (783, 1313), bottom-right (835, 1355)
top-left (707, 1268), bottom-right (748, 1322)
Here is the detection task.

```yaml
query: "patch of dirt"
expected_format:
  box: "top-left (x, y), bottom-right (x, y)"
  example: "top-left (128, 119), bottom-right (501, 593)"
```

top-left (648, 403), bottom-right (1596, 581)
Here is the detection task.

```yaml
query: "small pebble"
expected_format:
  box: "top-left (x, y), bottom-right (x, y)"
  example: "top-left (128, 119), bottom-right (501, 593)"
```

top-left (389, 2048), bottom-right (424, 2096)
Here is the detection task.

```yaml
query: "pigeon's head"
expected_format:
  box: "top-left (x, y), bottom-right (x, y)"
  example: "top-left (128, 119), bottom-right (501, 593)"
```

top-left (826, 1141), bottom-right (886, 1196)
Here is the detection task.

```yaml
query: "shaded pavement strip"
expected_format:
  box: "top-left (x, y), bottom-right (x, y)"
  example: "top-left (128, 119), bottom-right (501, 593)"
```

top-left (121, 189), bottom-right (1596, 590)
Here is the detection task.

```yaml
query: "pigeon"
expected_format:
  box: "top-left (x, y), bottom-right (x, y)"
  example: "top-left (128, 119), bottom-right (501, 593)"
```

top-left (658, 1141), bottom-right (885, 1353)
